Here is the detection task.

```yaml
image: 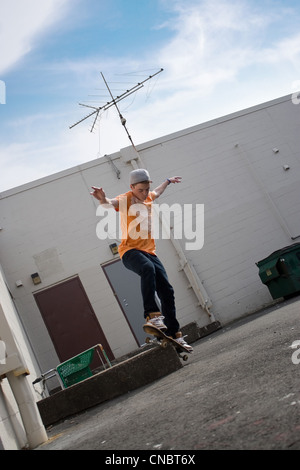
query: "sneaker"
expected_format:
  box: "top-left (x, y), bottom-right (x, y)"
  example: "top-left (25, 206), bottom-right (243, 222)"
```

top-left (145, 312), bottom-right (167, 330)
top-left (174, 332), bottom-right (193, 352)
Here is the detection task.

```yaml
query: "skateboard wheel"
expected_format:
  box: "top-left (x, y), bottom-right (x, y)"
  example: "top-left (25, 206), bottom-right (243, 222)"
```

top-left (161, 339), bottom-right (168, 348)
top-left (145, 337), bottom-right (151, 344)
top-left (182, 355), bottom-right (188, 361)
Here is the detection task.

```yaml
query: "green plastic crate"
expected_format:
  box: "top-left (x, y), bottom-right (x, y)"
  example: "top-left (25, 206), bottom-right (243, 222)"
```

top-left (56, 348), bottom-right (95, 388)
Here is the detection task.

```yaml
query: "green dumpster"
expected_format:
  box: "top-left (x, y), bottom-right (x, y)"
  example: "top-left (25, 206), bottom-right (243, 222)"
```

top-left (256, 243), bottom-right (300, 299)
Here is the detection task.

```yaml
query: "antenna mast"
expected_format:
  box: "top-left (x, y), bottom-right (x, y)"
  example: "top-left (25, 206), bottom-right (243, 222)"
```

top-left (70, 68), bottom-right (163, 152)
top-left (100, 71), bottom-right (136, 151)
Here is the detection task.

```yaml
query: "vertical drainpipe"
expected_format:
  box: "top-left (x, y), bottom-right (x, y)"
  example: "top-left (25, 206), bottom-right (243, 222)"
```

top-left (158, 212), bottom-right (214, 321)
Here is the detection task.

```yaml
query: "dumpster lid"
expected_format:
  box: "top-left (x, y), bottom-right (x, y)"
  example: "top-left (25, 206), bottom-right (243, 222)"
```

top-left (262, 243), bottom-right (300, 262)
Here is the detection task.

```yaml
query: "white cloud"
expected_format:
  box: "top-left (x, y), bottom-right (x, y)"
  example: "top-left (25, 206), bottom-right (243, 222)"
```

top-left (158, 0), bottom-right (287, 89)
top-left (0, 105), bottom-right (131, 190)
top-left (0, 0), bottom-right (71, 74)
top-left (257, 33), bottom-right (300, 67)
top-left (155, 1), bottom-right (300, 103)
top-left (0, 125), bottom-right (98, 188)
top-left (119, 0), bottom-right (300, 143)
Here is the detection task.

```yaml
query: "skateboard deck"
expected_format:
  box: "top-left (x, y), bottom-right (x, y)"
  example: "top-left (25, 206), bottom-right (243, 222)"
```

top-left (143, 324), bottom-right (191, 361)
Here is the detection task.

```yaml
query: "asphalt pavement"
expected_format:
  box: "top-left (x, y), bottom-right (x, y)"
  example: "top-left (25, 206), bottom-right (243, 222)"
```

top-left (36, 297), bottom-right (300, 452)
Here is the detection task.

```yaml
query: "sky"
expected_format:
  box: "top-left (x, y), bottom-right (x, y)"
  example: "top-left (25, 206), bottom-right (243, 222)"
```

top-left (0, 0), bottom-right (300, 192)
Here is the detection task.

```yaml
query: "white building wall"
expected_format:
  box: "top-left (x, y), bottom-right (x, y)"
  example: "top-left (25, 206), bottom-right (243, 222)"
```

top-left (141, 94), bottom-right (300, 323)
top-left (0, 94), bottom-right (299, 378)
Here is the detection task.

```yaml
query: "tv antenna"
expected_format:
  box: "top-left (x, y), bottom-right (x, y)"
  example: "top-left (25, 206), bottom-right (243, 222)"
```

top-left (69, 68), bottom-right (163, 152)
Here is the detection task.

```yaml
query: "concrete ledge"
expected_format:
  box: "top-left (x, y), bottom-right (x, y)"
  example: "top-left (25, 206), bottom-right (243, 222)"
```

top-left (37, 321), bottom-right (221, 427)
top-left (38, 343), bottom-right (182, 427)
top-left (181, 320), bottom-right (221, 343)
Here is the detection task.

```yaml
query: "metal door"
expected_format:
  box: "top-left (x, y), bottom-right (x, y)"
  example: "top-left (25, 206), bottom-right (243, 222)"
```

top-left (34, 276), bottom-right (114, 367)
top-left (102, 259), bottom-right (147, 346)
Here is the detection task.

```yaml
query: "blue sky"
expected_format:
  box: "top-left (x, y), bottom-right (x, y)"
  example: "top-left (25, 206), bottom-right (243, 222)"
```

top-left (0, 0), bottom-right (300, 191)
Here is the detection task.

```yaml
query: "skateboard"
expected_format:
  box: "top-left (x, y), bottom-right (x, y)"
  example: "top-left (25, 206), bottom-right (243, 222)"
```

top-left (143, 324), bottom-right (191, 361)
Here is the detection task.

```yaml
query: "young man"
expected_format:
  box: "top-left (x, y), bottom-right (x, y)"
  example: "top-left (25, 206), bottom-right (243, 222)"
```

top-left (91, 168), bottom-right (193, 351)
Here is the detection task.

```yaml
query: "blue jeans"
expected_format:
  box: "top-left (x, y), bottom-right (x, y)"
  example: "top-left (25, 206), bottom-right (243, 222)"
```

top-left (122, 249), bottom-right (180, 337)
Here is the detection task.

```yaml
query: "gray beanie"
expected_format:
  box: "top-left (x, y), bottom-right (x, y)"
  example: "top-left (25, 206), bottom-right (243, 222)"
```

top-left (130, 169), bottom-right (152, 185)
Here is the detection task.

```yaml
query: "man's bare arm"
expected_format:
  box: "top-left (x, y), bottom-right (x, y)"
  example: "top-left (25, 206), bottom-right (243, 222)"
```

top-left (153, 176), bottom-right (182, 198)
top-left (90, 186), bottom-right (119, 209)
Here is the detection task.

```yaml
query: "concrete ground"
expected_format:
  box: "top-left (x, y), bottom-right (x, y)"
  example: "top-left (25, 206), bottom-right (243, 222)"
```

top-left (36, 297), bottom-right (300, 451)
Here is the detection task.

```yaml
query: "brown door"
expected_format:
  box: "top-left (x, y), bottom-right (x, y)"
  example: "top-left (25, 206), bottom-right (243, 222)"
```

top-left (34, 276), bottom-right (114, 368)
